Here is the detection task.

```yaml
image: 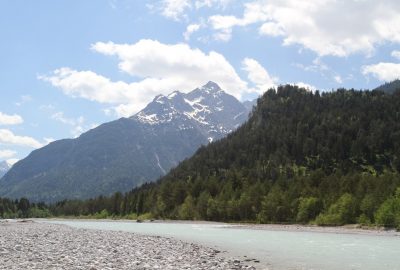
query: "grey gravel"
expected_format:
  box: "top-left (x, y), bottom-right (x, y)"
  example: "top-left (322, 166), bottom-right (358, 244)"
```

top-left (0, 221), bottom-right (256, 270)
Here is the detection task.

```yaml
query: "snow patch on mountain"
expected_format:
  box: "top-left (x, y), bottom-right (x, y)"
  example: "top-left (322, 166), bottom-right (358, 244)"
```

top-left (154, 153), bottom-right (166, 175)
top-left (132, 81), bottom-right (249, 141)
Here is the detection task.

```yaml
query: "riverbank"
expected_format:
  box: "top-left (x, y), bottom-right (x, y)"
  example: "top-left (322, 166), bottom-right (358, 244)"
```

top-left (225, 223), bottom-right (400, 236)
top-left (0, 220), bottom-right (255, 270)
top-left (40, 217), bottom-right (400, 236)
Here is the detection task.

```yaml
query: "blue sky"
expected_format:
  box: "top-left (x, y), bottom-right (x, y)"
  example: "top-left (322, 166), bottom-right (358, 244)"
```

top-left (0, 0), bottom-right (400, 164)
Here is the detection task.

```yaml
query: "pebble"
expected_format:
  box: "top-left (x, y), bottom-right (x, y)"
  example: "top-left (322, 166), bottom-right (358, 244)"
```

top-left (0, 221), bottom-right (256, 269)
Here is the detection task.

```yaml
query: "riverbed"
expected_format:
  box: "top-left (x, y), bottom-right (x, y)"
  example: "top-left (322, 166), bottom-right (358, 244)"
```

top-left (42, 219), bottom-right (400, 270)
top-left (0, 220), bottom-right (253, 270)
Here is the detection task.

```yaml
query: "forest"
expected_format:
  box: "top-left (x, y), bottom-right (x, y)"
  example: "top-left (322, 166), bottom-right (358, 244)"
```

top-left (1, 85), bottom-right (400, 229)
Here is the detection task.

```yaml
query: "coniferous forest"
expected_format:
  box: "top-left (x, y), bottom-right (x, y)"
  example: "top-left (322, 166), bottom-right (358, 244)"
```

top-left (1, 85), bottom-right (400, 228)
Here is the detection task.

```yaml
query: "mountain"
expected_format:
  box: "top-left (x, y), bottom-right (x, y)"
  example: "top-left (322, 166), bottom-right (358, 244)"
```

top-left (242, 99), bottom-right (257, 112)
top-left (374, 79), bottom-right (400, 94)
top-left (0, 161), bottom-right (11, 178)
top-left (64, 85), bottom-right (400, 227)
top-left (0, 82), bottom-right (249, 202)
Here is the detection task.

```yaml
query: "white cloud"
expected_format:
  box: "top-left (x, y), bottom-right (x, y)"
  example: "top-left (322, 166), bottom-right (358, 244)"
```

top-left (41, 40), bottom-right (250, 117)
top-left (113, 104), bottom-right (140, 118)
top-left (160, 0), bottom-right (191, 20)
top-left (52, 112), bottom-right (83, 126)
top-left (242, 58), bottom-right (278, 94)
top-left (91, 40), bottom-right (248, 97)
top-left (156, 0), bottom-right (232, 20)
top-left (213, 28), bottom-right (233, 41)
top-left (241, 58), bottom-right (317, 93)
top-left (293, 58), bottom-right (329, 73)
top-left (209, 2), bottom-right (268, 41)
top-left (6, 158), bottom-right (19, 166)
top-left (0, 129), bottom-right (43, 148)
top-left (391, 50), bottom-right (400, 60)
top-left (15, 95), bottom-right (32, 106)
top-left (259, 22), bottom-right (285, 37)
top-left (0, 149), bottom-right (16, 159)
top-left (292, 82), bottom-right (317, 92)
top-left (334, 75), bottom-right (343, 84)
top-left (44, 137), bottom-right (55, 144)
top-left (0, 112), bottom-right (23, 125)
top-left (39, 68), bottom-right (155, 115)
top-left (39, 104), bottom-right (55, 111)
top-left (195, 0), bottom-right (232, 9)
top-left (362, 62), bottom-right (400, 81)
top-left (209, 0), bottom-right (400, 57)
top-left (51, 112), bottom-right (95, 137)
top-left (184, 23), bottom-right (202, 40)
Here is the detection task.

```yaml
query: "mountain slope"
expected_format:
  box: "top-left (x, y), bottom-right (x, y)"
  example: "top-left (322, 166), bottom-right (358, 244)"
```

top-left (0, 161), bottom-right (10, 178)
top-left (0, 82), bottom-right (249, 202)
top-left (242, 99), bottom-right (257, 112)
top-left (374, 79), bottom-right (400, 94)
top-left (76, 85), bottom-right (400, 226)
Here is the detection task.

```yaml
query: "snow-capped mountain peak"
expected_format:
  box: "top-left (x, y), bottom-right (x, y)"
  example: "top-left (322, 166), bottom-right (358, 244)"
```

top-left (132, 81), bottom-right (249, 141)
top-left (201, 81), bottom-right (221, 92)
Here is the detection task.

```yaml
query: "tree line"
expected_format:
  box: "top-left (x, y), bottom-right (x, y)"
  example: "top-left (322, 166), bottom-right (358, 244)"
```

top-left (1, 85), bottom-right (400, 229)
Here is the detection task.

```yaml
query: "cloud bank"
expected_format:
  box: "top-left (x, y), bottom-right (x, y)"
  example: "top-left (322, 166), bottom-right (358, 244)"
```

top-left (208, 0), bottom-right (400, 57)
top-left (41, 40), bottom-right (257, 117)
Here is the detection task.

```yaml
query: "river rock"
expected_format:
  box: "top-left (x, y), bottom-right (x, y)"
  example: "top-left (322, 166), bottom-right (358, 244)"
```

top-left (0, 221), bottom-right (255, 270)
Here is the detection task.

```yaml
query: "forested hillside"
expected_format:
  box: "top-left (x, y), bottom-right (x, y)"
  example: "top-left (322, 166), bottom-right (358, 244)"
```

top-left (2, 85), bottom-right (400, 228)
top-left (116, 85), bottom-right (400, 227)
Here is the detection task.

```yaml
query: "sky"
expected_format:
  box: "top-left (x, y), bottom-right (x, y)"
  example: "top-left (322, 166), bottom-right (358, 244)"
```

top-left (0, 0), bottom-right (400, 164)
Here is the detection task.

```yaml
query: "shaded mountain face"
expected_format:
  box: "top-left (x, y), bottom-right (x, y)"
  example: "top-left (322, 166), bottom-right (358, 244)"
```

top-left (0, 82), bottom-right (249, 202)
top-left (374, 80), bottom-right (400, 94)
top-left (0, 161), bottom-right (10, 178)
top-left (242, 99), bottom-right (257, 112)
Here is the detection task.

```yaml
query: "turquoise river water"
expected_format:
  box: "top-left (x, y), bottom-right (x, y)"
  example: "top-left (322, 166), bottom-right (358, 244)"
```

top-left (43, 220), bottom-right (400, 270)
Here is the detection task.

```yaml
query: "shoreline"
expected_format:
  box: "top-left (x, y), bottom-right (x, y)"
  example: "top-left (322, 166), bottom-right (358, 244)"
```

top-left (32, 217), bottom-right (400, 237)
top-left (0, 220), bottom-right (256, 270)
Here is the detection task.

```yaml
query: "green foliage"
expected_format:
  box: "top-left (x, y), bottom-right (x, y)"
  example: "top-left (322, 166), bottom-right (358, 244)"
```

top-left (359, 194), bottom-right (377, 222)
top-left (315, 193), bottom-right (357, 225)
top-left (122, 213), bottom-right (138, 220)
top-left (93, 209), bottom-right (110, 219)
top-left (28, 207), bottom-right (51, 218)
top-left (375, 188), bottom-right (400, 227)
top-left (357, 214), bottom-right (371, 225)
top-left (178, 195), bottom-right (197, 220)
top-left (137, 213), bottom-right (153, 221)
top-left (296, 197), bottom-right (321, 223)
top-left (258, 187), bottom-right (290, 223)
top-left (0, 197), bottom-right (50, 219)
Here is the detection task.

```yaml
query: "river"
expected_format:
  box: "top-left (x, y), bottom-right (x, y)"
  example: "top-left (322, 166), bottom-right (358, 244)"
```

top-left (42, 220), bottom-right (400, 270)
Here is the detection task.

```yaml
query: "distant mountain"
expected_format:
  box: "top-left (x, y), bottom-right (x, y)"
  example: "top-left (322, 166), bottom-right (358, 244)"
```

top-left (243, 99), bottom-right (257, 112)
top-left (0, 82), bottom-right (249, 202)
top-left (374, 80), bottom-right (400, 94)
top-left (0, 161), bottom-right (11, 178)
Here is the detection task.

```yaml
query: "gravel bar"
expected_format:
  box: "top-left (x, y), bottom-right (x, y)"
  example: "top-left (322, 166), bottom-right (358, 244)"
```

top-left (0, 220), bottom-right (256, 270)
